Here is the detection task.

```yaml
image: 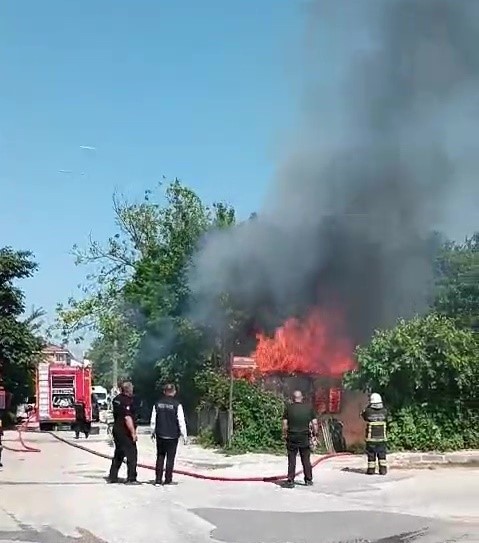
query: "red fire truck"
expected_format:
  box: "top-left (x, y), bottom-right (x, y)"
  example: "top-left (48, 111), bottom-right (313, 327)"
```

top-left (34, 362), bottom-right (92, 431)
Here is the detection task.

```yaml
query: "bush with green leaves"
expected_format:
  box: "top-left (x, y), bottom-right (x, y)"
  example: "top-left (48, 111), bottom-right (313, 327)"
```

top-left (344, 313), bottom-right (479, 451)
top-left (195, 364), bottom-right (284, 453)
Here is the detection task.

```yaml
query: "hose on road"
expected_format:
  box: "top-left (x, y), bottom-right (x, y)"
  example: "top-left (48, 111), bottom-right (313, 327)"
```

top-left (8, 421), bottom-right (352, 482)
top-left (1, 418), bottom-right (41, 453)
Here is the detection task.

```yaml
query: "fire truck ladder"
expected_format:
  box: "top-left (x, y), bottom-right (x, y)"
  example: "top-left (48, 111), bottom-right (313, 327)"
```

top-left (37, 363), bottom-right (50, 422)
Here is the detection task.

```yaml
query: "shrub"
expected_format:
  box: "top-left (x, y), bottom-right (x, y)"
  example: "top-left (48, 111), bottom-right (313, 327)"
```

top-left (344, 314), bottom-right (479, 451)
top-left (386, 406), bottom-right (478, 451)
top-left (194, 364), bottom-right (284, 453)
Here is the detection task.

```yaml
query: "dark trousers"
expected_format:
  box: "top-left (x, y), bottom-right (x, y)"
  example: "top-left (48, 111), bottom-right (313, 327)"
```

top-left (366, 441), bottom-right (387, 474)
top-left (73, 420), bottom-right (90, 438)
top-left (155, 437), bottom-right (179, 483)
top-left (109, 430), bottom-right (138, 482)
top-left (286, 440), bottom-right (313, 482)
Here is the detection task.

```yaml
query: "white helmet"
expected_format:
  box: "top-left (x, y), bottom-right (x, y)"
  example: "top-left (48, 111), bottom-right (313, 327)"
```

top-left (370, 392), bottom-right (382, 405)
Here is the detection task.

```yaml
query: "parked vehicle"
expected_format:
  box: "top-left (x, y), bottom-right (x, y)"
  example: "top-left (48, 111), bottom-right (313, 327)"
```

top-left (91, 385), bottom-right (108, 410)
top-left (33, 362), bottom-right (92, 431)
top-left (91, 394), bottom-right (100, 422)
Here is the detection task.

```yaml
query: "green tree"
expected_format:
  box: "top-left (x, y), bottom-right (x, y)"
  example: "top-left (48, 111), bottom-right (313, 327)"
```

top-left (54, 186), bottom-right (164, 379)
top-left (122, 181), bottom-right (236, 407)
top-left (56, 180), bottom-right (237, 408)
top-left (85, 319), bottom-right (137, 388)
top-left (434, 233), bottom-right (479, 332)
top-left (0, 248), bottom-right (44, 404)
top-left (24, 306), bottom-right (47, 335)
top-left (344, 313), bottom-right (479, 450)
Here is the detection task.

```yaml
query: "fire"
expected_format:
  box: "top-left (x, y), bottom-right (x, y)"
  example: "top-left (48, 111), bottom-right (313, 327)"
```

top-left (251, 308), bottom-right (355, 376)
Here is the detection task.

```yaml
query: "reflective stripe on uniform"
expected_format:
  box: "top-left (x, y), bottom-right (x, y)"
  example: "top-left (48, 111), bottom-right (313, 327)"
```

top-left (378, 459), bottom-right (387, 466)
top-left (366, 421), bottom-right (387, 442)
top-left (367, 461), bottom-right (376, 468)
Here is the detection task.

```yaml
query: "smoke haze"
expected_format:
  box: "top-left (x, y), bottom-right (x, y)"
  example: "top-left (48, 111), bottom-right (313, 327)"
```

top-left (188, 0), bottom-right (479, 345)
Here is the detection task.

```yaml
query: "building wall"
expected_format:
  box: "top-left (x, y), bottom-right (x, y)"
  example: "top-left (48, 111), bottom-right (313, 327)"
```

top-left (261, 373), bottom-right (367, 448)
top-left (333, 389), bottom-right (367, 446)
top-left (42, 344), bottom-right (83, 366)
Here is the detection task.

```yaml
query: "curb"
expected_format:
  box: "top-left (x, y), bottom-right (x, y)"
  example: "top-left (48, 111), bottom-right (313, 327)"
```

top-left (388, 451), bottom-right (479, 468)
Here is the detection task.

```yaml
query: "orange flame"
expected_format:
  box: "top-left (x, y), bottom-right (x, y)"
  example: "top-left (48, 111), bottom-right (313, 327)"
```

top-left (250, 308), bottom-right (355, 376)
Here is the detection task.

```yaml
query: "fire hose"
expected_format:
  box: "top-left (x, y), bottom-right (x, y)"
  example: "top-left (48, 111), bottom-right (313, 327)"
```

top-left (5, 419), bottom-right (352, 482)
top-left (1, 417), bottom-right (41, 453)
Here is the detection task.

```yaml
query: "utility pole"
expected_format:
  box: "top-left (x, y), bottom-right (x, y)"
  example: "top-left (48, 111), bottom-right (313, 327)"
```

top-left (227, 352), bottom-right (234, 446)
top-left (112, 338), bottom-right (118, 392)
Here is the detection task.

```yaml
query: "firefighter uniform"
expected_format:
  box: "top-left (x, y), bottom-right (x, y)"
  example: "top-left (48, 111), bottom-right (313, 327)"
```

top-left (361, 393), bottom-right (387, 475)
top-left (108, 392), bottom-right (139, 484)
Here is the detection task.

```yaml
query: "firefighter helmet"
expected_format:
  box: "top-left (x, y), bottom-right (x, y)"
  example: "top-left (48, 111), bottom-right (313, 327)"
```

top-left (370, 392), bottom-right (383, 405)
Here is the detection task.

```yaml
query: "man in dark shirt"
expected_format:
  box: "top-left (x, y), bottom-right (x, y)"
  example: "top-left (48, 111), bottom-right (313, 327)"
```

top-left (150, 383), bottom-right (187, 486)
top-left (73, 399), bottom-right (90, 439)
top-left (361, 392), bottom-right (388, 475)
top-left (107, 381), bottom-right (140, 485)
top-left (282, 390), bottom-right (318, 488)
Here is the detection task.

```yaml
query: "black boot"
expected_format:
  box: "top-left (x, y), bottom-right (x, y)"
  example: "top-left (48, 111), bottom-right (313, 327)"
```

top-left (366, 468), bottom-right (375, 475)
top-left (379, 466), bottom-right (387, 475)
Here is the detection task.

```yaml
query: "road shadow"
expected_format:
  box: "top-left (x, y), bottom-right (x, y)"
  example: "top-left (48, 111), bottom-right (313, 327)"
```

top-left (192, 508), bottom-right (474, 543)
top-left (0, 512), bottom-right (107, 543)
top-left (341, 467), bottom-right (369, 475)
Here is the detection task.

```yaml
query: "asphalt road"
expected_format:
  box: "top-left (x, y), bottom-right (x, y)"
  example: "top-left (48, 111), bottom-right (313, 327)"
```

top-left (0, 432), bottom-right (478, 543)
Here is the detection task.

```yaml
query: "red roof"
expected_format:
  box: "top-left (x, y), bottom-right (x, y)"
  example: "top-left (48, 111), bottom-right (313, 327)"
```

top-left (43, 343), bottom-right (70, 353)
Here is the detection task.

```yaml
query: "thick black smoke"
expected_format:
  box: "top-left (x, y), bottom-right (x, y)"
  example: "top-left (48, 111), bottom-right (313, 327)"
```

top-left (188, 0), bottom-right (479, 345)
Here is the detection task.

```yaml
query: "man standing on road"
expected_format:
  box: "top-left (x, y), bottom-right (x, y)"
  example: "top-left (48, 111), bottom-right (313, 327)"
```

top-left (150, 383), bottom-right (187, 486)
top-left (107, 381), bottom-right (140, 485)
top-left (282, 390), bottom-right (318, 488)
top-left (361, 392), bottom-right (388, 475)
top-left (73, 398), bottom-right (90, 439)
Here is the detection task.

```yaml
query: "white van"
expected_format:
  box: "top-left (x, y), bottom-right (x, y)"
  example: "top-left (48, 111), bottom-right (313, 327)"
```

top-left (91, 385), bottom-right (108, 409)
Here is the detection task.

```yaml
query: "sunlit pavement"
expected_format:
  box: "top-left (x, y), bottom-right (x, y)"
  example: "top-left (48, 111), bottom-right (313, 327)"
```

top-left (0, 431), bottom-right (478, 543)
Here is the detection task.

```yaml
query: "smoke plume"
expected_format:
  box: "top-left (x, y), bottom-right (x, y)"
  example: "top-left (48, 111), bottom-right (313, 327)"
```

top-left (188, 0), bottom-right (479, 345)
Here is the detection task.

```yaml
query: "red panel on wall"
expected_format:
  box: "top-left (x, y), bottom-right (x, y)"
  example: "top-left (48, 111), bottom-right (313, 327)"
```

top-left (328, 387), bottom-right (342, 413)
top-left (314, 388), bottom-right (328, 414)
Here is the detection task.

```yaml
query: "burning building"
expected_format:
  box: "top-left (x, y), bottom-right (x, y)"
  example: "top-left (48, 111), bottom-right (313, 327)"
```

top-left (232, 308), bottom-right (367, 447)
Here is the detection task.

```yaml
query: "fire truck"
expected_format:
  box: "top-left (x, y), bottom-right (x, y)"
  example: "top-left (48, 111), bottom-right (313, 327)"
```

top-left (34, 362), bottom-right (92, 431)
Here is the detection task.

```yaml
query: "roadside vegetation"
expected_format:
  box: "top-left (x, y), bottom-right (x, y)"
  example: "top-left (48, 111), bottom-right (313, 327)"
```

top-left (3, 180), bottom-right (478, 452)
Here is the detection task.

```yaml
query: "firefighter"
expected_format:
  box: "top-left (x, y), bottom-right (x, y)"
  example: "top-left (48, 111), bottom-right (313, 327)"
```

top-left (73, 398), bottom-right (90, 439)
top-left (361, 392), bottom-right (388, 475)
top-left (150, 383), bottom-right (188, 486)
top-left (107, 381), bottom-right (140, 485)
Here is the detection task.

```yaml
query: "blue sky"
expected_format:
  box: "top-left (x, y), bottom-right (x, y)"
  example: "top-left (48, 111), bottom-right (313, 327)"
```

top-left (0, 1), bottom-right (317, 335)
top-left (3, 2), bottom-right (478, 351)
